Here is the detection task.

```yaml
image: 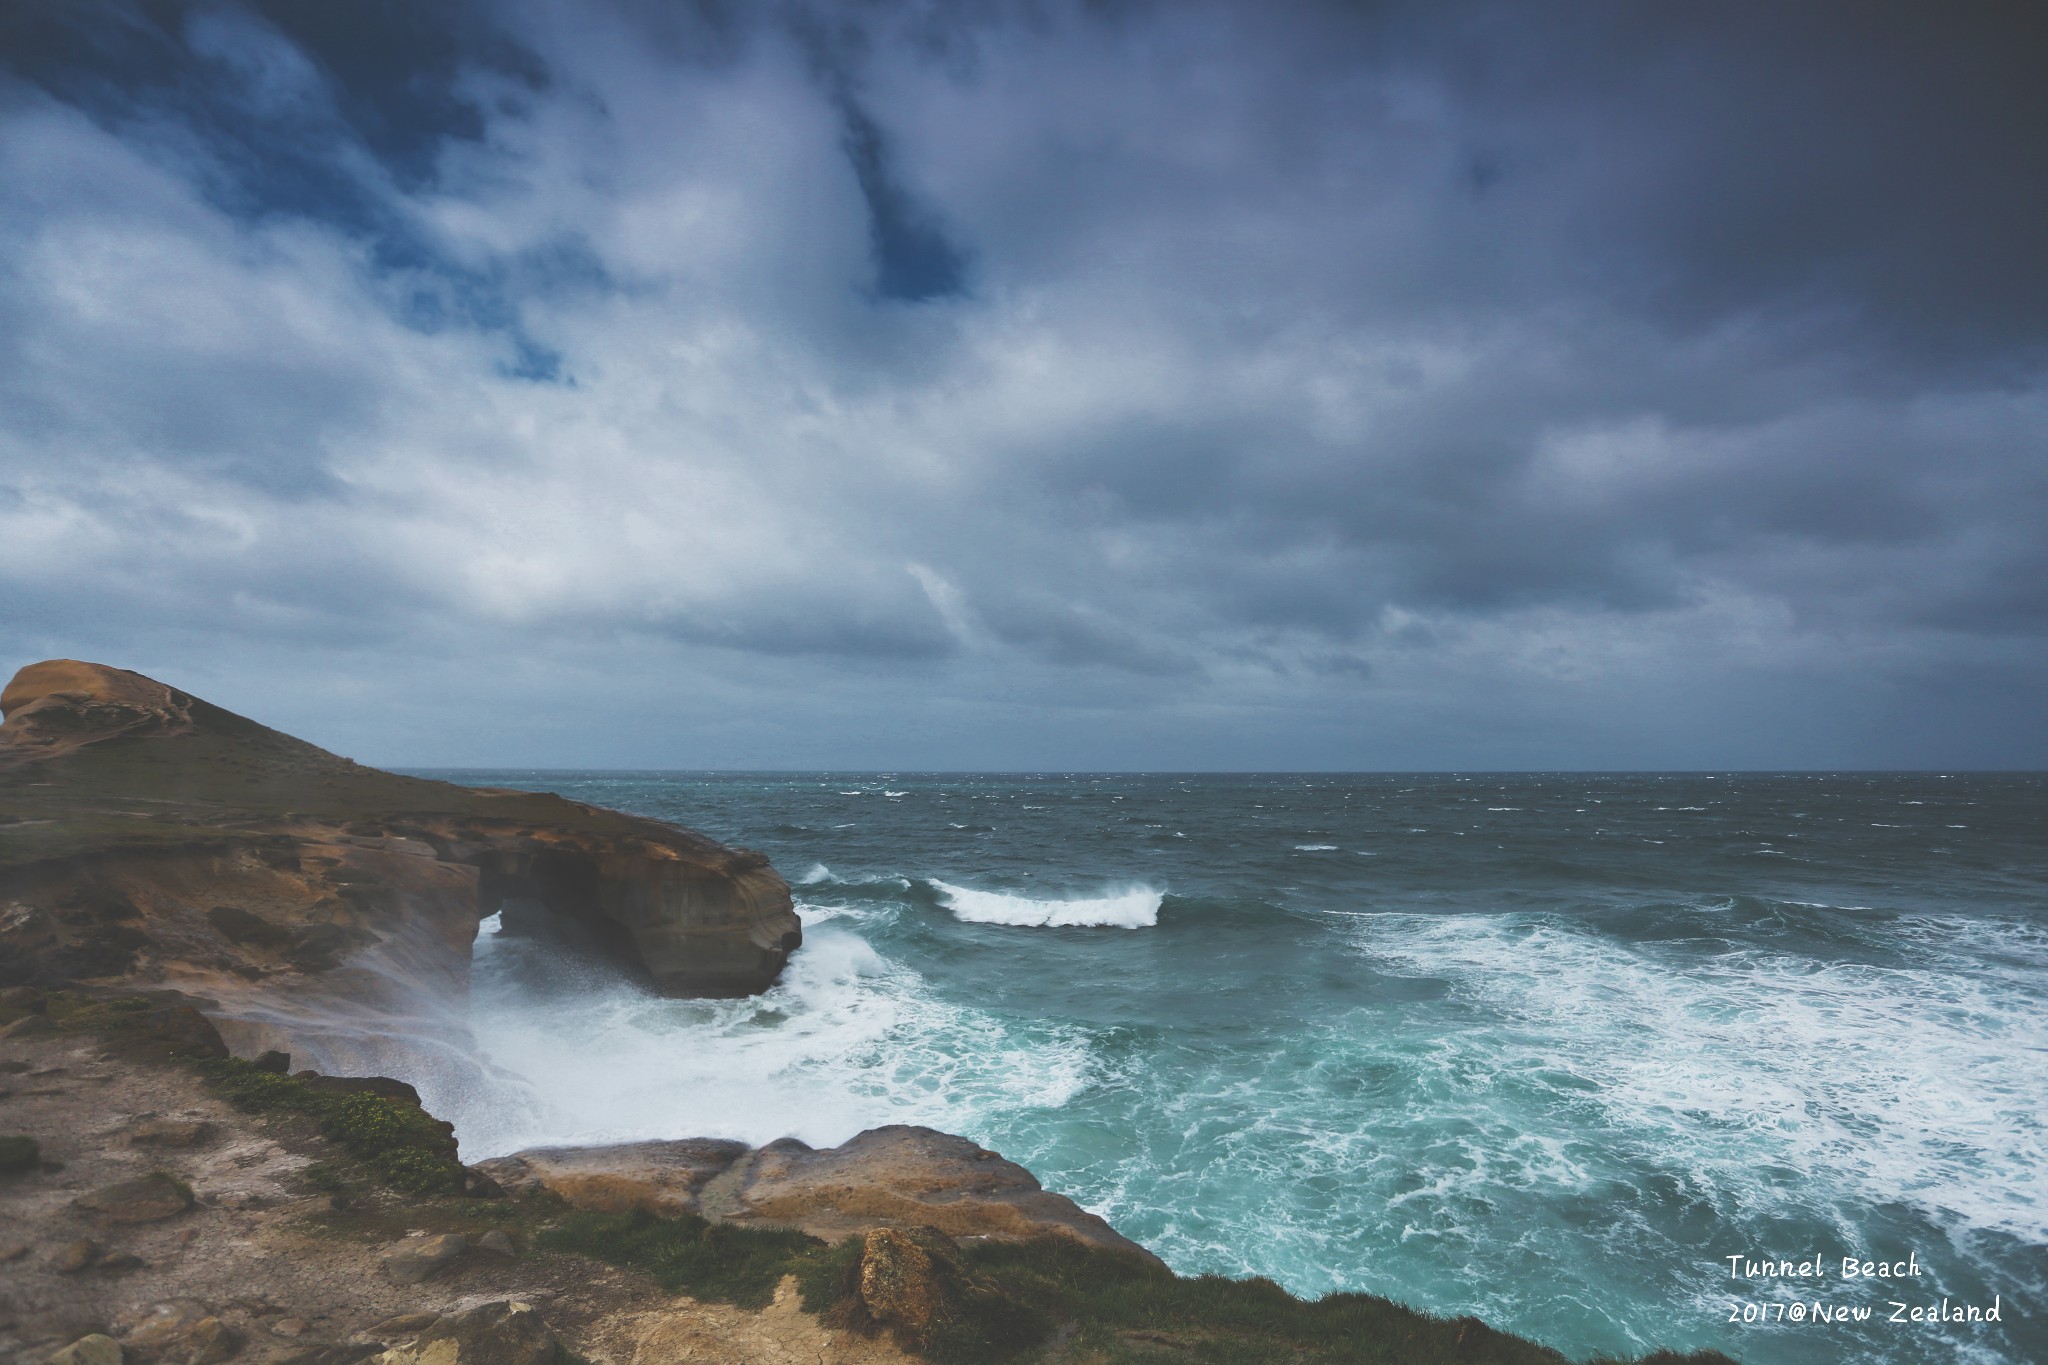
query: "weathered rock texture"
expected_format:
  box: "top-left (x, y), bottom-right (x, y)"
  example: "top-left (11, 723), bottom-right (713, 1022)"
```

top-left (474, 1125), bottom-right (1162, 1264)
top-left (0, 1020), bottom-right (918, 1365)
top-left (0, 661), bottom-right (801, 1026)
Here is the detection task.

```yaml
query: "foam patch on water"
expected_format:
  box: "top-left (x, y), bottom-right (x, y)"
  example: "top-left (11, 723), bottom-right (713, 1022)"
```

top-left (930, 879), bottom-right (1162, 928)
top-left (1354, 910), bottom-right (2048, 1244)
top-left (453, 917), bottom-right (1096, 1158)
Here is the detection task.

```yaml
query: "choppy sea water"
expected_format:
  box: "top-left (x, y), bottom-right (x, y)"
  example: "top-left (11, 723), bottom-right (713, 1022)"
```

top-left (402, 771), bottom-right (2048, 1365)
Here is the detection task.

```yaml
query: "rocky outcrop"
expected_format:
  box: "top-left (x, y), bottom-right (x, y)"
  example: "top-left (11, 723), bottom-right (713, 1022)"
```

top-left (0, 661), bottom-right (801, 1015)
top-left (474, 1126), bottom-right (1163, 1264)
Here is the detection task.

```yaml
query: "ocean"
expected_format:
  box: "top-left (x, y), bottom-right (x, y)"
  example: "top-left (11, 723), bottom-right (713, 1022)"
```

top-left (402, 771), bottom-right (2047, 1365)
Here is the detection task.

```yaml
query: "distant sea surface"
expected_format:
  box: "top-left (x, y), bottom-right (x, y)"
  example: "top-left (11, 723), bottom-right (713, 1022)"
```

top-left (402, 771), bottom-right (2047, 1365)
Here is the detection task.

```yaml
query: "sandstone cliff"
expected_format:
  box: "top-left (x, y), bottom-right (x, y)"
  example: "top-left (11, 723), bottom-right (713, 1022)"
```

top-left (0, 661), bottom-right (801, 1045)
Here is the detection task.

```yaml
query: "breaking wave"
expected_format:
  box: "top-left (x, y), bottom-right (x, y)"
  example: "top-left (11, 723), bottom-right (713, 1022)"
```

top-left (929, 879), bottom-right (1163, 928)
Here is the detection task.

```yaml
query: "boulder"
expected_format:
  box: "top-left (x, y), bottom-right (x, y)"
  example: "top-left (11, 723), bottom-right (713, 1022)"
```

top-left (0, 1133), bottom-right (40, 1170)
top-left (375, 1302), bottom-right (564, 1365)
top-left (173, 1318), bottom-right (243, 1365)
top-left (129, 1118), bottom-right (214, 1148)
top-left (75, 1173), bottom-right (194, 1223)
top-left (122, 1301), bottom-right (211, 1350)
top-left (142, 1007), bottom-right (228, 1060)
top-left (473, 1138), bottom-right (748, 1217)
top-left (52, 1238), bottom-right (101, 1272)
top-left (730, 1127), bottom-right (1160, 1261)
top-left (44, 1336), bottom-right (123, 1365)
top-left (854, 1226), bottom-right (969, 1352)
top-left (482, 1126), bottom-right (1160, 1263)
top-left (379, 1233), bottom-right (467, 1284)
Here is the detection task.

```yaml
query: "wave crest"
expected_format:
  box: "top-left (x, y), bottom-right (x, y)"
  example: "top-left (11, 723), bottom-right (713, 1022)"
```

top-left (930, 879), bottom-right (1162, 929)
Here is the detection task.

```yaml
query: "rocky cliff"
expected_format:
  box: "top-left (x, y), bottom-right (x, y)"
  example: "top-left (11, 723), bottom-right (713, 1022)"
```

top-left (0, 990), bottom-right (1727, 1365)
top-left (0, 660), bottom-right (800, 1002)
top-left (0, 662), bottom-right (1735, 1365)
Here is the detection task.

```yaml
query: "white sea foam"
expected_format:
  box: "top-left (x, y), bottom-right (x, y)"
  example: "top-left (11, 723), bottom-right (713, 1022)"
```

top-left (1351, 910), bottom-right (2048, 1244)
top-left (454, 918), bottom-right (1095, 1158)
top-left (1294, 844), bottom-right (1338, 851)
top-left (798, 863), bottom-right (833, 885)
top-left (930, 879), bottom-right (1162, 928)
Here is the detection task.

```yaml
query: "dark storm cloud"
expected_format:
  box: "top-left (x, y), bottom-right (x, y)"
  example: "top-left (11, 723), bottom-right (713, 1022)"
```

top-left (1, 0), bottom-right (2043, 766)
top-left (0, 0), bottom-right (566, 376)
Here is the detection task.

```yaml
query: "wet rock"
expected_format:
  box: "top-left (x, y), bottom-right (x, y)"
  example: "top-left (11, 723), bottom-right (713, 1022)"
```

top-left (844, 1225), bottom-right (1049, 1358)
top-left (462, 1168), bottom-right (506, 1198)
top-left (397, 1301), bottom-right (564, 1365)
top-left (364, 1313), bottom-right (438, 1338)
top-left (278, 1346), bottom-right (381, 1365)
top-left (122, 1301), bottom-right (211, 1350)
top-left (251, 1050), bottom-right (292, 1074)
top-left (44, 1335), bottom-right (123, 1365)
top-left (272, 1320), bottom-right (311, 1338)
top-left (854, 1226), bottom-right (968, 1352)
top-left (128, 1119), bottom-right (215, 1148)
top-left (475, 1230), bottom-right (517, 1258)
top-left (0, 1013), bottom-right (57, 1039)
top-left (141, 1007), bottom-right (228, 1061)
top-left (52, 1238), bottom-right (101, 1273)
top-left (0, 985), bottom-right (44, 1011)
top-left (0, 1241), bottom-right (28, 1261)
top-left (75, 1172), bottom-right (194, 1223)
top-left (174, 1318), bottom-right (243, 1365)
top-left (97, 1252), bottom-right (145, 1272)
top-left (483, 1127), bottom-right (1160, 1261)
top-left (471, 1138), bottom-right (746, 1218)
top-left (501, 1125), bottom-right (1161, 1261)
top-left (206, 906), bottom-right (293, 951)
top-left (379, 1233), bottom-right (467, 1284)
top-left (0, 1133), bottom-right (40, 1171)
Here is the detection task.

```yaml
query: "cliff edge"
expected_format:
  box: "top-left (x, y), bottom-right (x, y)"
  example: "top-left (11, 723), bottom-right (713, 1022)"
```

top-left (0, 660), bottom-right (801, 1012)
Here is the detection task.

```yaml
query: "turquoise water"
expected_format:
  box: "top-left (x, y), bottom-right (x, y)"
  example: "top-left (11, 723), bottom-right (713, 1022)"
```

top-left (409, 771), bottom-right (2048, 1365)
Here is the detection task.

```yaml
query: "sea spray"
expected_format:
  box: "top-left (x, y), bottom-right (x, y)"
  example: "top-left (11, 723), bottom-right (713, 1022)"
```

top-left (407, 767), bottom-right (2046, 1365)
top-left (930, 879), bottom-right (1164, 928)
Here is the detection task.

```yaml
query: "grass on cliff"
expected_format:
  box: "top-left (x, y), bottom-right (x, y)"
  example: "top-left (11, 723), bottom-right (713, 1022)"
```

top-left (198, 1056), bottom-right (468, 1195)
top-left (25, 991), bottom-right (468, 1196)
top-left (542, 1207), bottom-right (824, 1310)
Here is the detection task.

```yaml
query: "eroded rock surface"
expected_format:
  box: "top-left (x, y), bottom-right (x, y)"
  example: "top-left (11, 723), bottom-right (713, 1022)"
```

top-left (0, 661), bottom-right (800, 1044)
top-left (475, 1126), bottom-right (1162, 1264)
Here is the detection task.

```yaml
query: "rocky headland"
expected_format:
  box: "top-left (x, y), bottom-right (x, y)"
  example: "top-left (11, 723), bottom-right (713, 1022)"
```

top-left (1, 662), bottom-right (1733, 1365)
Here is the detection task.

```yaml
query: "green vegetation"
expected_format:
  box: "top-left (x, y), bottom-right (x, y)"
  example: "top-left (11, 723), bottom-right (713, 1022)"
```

top-left (0, 686), bottom-right (676, 871)
top-left (540, 1207), bottom-right (825, 1310)
top-left (12, 990), bottom-right (1735, 1365)
top-left (530, 1208), bottom-right (1731, 1365)
top-left (19, 993), bottom-right (466, 1196)
top-left (198, 1056), bottom-right (467, 1194)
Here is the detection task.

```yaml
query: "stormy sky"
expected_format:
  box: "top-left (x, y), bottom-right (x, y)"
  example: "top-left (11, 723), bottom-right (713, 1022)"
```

top-left (2, 0), bottom-right (2044, 769)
